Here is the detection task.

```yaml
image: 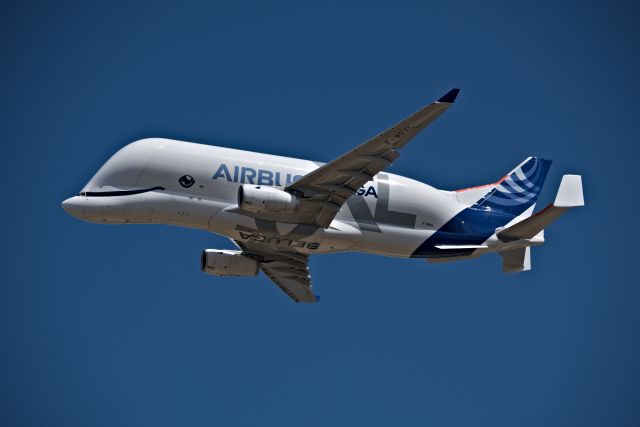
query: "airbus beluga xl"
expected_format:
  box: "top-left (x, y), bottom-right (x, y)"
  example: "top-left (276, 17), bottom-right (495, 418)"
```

top-left (62, 89), bottom-right (584, 303)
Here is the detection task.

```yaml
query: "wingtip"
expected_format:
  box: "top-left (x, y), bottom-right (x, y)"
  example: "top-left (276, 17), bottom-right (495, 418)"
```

top-left (437, 88), bottom-right (460, 103)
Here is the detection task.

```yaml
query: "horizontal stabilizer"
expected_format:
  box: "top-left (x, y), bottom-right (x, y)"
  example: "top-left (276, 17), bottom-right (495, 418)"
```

top-left (497, 175), bottom-right (584, 241)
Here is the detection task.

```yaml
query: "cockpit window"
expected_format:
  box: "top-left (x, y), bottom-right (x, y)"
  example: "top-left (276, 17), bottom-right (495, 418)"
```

top-left (79, 186), bottom-right (165, 197)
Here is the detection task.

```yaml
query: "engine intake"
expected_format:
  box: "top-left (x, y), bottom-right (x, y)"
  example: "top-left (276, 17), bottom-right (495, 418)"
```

top-left (237, 184), bottom-right (298, 213)
top-left (201, 249), bottom-right (259, 277)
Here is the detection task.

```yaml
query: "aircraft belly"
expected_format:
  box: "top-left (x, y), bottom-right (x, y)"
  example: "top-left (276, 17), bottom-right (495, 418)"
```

top-left (208, 208), bottom-right (362, 255)
top-left (351, 225), bottom-right (433, 257)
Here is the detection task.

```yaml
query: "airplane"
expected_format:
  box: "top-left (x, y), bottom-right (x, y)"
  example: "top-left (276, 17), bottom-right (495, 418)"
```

top-left (61, 88), bottom-right (584, 303)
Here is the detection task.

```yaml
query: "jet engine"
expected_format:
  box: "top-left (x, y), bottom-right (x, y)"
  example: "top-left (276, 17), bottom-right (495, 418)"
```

top-left (237, 184), bottom-right (298, 213)
top-left (201, 249), bottom-right (259, 276)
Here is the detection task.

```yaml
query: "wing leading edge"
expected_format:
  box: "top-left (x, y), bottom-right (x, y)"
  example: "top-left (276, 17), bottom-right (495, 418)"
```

top-left (287, 88), bottom-right (460, 228)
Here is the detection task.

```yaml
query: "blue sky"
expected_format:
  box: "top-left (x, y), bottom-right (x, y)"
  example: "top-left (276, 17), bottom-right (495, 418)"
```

top-left (2, 1), bottom-right (639, 426)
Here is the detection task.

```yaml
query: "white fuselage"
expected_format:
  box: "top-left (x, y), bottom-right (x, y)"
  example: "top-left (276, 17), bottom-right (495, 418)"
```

top-left (62, 138), bottom-right (482, 258)
top-left (61, 90), bottom-right (576, 289)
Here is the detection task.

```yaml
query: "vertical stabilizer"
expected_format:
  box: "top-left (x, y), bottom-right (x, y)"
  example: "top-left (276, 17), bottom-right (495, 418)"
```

top-left (472, 157), bottom-right (552, 217)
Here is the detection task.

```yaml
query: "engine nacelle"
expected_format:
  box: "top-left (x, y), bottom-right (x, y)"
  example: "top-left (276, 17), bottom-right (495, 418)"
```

top-left (237, 184), bottom-right (298, 213)
top-left (201, 249), bottom-right (259, 277)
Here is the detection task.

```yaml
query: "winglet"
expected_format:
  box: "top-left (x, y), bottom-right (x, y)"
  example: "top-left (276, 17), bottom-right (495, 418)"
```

top-left (437, 88), bottom-right (460, 103)
top-left (554, 175), bottom-right (584, 208)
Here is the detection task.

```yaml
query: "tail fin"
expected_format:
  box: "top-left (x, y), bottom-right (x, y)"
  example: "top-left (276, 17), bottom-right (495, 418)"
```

top-left (472, 157), bottom-right (552, 218)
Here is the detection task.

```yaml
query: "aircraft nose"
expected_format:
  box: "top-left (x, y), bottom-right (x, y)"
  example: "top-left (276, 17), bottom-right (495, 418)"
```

top-left (61, 196), bottom-right (85, 219)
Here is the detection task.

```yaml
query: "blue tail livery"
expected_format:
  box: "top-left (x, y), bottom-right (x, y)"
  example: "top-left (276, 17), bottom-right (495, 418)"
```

top-left (473, 157), bottom-right (552, 216)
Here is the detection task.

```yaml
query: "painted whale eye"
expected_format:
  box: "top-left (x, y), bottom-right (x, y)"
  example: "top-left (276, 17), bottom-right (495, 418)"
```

top-left (179, 175), bottom-right (195, 188)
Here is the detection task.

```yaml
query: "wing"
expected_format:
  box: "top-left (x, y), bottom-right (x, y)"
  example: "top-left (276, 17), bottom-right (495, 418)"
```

top-left (234, 240), bottom-right (318, 303)
top-left (287, 88), bottom-right (460, 228)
